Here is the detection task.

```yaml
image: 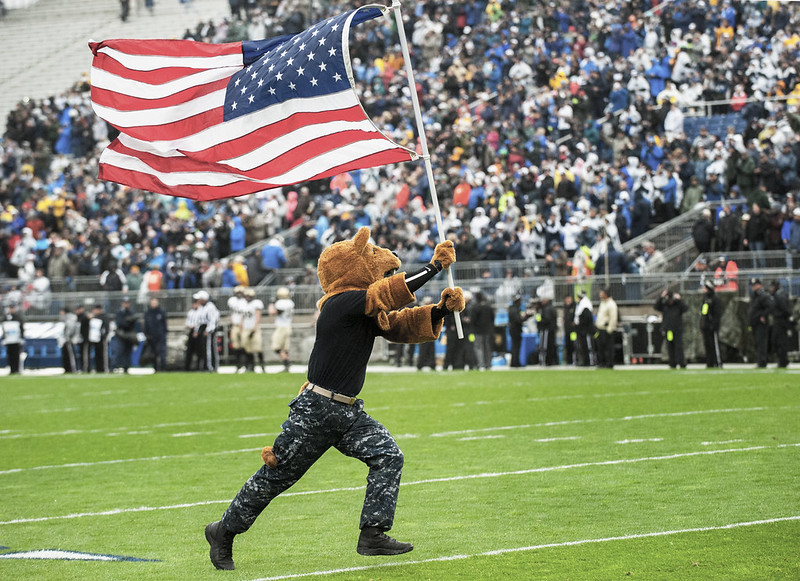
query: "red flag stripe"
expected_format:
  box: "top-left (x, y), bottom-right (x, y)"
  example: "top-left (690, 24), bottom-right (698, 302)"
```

top-left (90, 39), bottom-right (243, 60)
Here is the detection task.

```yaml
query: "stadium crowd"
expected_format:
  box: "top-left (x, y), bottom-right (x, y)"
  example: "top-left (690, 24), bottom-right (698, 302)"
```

top-left (2, 0), bottom-right (800, 315)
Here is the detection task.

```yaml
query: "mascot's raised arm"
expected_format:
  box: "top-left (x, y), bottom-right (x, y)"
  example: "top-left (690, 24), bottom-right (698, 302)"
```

top-left (205, 226), bottom-right (464, 571)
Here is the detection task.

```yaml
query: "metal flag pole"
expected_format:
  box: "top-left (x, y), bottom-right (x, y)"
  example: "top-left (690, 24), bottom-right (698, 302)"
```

top-left (389, 0), bottom-right (464, 339)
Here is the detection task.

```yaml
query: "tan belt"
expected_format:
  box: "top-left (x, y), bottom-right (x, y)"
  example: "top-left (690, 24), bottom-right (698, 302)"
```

top-left (307, 383), bottom-right (357, 405)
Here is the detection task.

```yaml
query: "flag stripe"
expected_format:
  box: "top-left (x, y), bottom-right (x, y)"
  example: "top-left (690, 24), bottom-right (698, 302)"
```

top-left (117, 105), bottom-right (373, 163)
top-left (116, 94), bottom-right (367, 155)
top-left (91, 39), bottom-right (243, 65)
top-left (91, 88), bottom-right (226, 128)
top-left (90, 52), bottom-right (223, 84)
top-left (98, 146), bottom-right (410, 201)
top-left (90, 66), bottom-right (234, 102)
top-left (105, 136), bottom-right (408, 186)
top-left (112, 127), bottom-right (397, 179)
top-left (90, 6), bottom-right (417, 200)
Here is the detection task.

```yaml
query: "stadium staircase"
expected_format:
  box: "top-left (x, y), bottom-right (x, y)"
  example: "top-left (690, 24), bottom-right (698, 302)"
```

top-left (0, 0), bottom-right (228, 133)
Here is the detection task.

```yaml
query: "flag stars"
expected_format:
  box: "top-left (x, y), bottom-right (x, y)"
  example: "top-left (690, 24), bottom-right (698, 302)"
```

top-left (276, 72), bottom-right (283, 81)
top-left (240, 85), bottom-right (247, 94)
top-left (269, 87), bottom-right (276, 95)
top-left (257, 78), bottom-right (264, 87)
top-left (296, 66), bottom-right (305, 76)
top-left (333, 72), bottom-right (342, 82)
top-left (248, 94), bottom-right (255, 104)
top-left (319, 62), bottom-right (327, 71)
top-left (318, 37), bottom-right (326, 46)
top-left (328, 47), bottom-right (337, 57)
top-left (310, 77), bottom-right (318, 87)
top-left (231, 101), bottom-right (237, 110)
top-left (307, 51), bottom-right (315, 60)
top-left (286, 57), bottom-right (294, 66)
top-left (289, 82), bottom-right (296, 90)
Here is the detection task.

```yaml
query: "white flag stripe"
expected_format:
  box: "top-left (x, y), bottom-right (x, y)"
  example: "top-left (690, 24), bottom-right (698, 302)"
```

top-left (100, 149), bottom-right (248, 186)
top-left (95, 45), bottom-right (243, 72)
top-left (114, 89), bottom-right (362, 153)
top-left (104, 137), bottom-right (404, 187)
top-left (91, 89), bottom-right (226, 128)
top-left (222, 119), bottom-right (382, 169)
top-left (90, 65), bottom-right (236, 100)
top-left (263, 139), bottom-right (410, 184)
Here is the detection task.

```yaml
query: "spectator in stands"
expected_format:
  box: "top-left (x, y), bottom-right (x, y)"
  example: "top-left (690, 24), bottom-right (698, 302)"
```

top-left (692, 209), bottom-right (715, 254)
top-left (787, 208), bottom-right (800, 269)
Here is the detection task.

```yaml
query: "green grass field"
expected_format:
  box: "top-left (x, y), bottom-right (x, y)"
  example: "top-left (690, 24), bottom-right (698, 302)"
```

top-left (1, 368), bottom-right (798, 580)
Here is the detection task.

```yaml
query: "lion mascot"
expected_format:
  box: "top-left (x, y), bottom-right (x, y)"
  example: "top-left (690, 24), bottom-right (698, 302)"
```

top-left (205, 226), bottom-right (464, 570)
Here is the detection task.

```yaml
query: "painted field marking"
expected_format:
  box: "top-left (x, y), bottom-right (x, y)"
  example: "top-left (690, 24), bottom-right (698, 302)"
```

top-left (0, 407), bottom-right (786, 475)
top-left (701, 439), bottom-right (744, 446)
top-left (0, 383), bottom-right (778, 440)
top-left (1, 443), bottom-right (797, 526)
top-left (0, 447), bottom-right (262, 476)
top-left (246, 515), bottom-right (800, 581)
top-left (458, 435), bottom-right (506, 441)
top-left (430, 407), bottom-right (770, 438)
top-left (616, 438), bottom-right (664, 444)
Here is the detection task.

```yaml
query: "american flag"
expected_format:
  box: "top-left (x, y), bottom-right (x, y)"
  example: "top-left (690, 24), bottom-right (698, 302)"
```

top-left (89, 5), bottom-right (417, 200)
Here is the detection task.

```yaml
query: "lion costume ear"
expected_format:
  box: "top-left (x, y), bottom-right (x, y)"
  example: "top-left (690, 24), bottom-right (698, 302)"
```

top-left (353, 227), bottom-right (371, 255)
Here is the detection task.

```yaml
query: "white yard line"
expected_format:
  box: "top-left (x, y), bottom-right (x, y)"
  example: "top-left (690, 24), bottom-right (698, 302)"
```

top-left (0, 407), bottom-right (782, 475)
top-left (1, 443), bottom-right (797, 526)
top-left (430, 407), bottom-right (770, 438)
top-left (0, 383), bottom-right (779, 440)
top-left (246, 515), bottom-right (800, 581)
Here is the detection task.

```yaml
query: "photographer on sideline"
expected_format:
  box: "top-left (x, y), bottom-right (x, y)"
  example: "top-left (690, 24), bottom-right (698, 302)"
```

top-left (654, 288), bottom-right (688, 369)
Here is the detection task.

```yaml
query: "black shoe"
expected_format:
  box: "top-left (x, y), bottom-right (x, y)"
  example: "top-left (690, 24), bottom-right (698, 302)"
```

top-left (357, 526), bottom-right (413, 556)
top-left (205, 520), bottom-right (236, 570)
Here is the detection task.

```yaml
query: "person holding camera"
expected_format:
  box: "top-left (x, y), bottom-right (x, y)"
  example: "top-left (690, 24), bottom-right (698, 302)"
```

top-left (654, 288), bottom-right (688, 368)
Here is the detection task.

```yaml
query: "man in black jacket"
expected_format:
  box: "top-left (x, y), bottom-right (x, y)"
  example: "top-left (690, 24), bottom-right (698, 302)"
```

top-left (472, 291), bottom-right (496, 370)
top-left (114, 297), bottom-right (138, 373)
top-left (747, 278), bottom-right (772, 368)
top-left (144, 297), bottom-right (168, 372)
top-left (655, 289), bottom-right (688, 368)
top-left (536, 296), bottom-right (558, 366)
top-left (700, 281), bottom-right (723, 368)
top-left (769, 280), bottom-right (793, 368)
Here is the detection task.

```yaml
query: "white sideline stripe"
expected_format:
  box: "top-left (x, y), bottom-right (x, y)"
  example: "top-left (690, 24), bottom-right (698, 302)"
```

top-left (0, 406), bottom-right (781, 475)
top-left (0, 383), bottom-right (780, 440)
top-left (430, 407), bottom-right (770, 437)
top-left (0, 447), bottom-right (262, 475)
top-left (247, 516), bottom-right (800, 581)
top-left (616, 438), bottom-right (664, 444)
top-left (0, 415), bottom-right (276, 440)
top-left (1, 443), bottom-right (797, 526)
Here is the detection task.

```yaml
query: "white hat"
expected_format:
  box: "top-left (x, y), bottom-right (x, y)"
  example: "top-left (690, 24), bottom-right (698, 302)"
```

top-left (193, 290), bottom-right (209, 301)
top-left (793, 208), bottom-right (800, 217)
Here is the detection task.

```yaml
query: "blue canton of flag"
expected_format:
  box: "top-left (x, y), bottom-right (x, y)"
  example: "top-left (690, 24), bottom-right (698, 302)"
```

top-left (225, 9), bottom-right (375, 121)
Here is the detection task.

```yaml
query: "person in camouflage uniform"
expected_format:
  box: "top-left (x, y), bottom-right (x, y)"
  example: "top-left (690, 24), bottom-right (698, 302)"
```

top-left (205, 228), bottom-right (464, 571)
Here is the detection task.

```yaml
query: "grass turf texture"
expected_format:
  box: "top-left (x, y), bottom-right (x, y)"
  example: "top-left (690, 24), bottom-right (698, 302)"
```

top-left (0, 369), bottom-right (798, 581)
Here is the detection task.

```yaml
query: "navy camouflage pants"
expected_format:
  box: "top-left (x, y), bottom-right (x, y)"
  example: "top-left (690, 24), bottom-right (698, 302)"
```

top-left (221, 388), bottom-right (404, 533)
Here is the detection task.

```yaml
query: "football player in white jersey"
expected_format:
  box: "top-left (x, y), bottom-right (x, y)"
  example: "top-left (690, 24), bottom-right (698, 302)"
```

top-left (227, 286), bottom-right (248, 372)
top-left (242, 288), bottom-right (265, 372)
top-left (268, 286), bottom-right (294, 372)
